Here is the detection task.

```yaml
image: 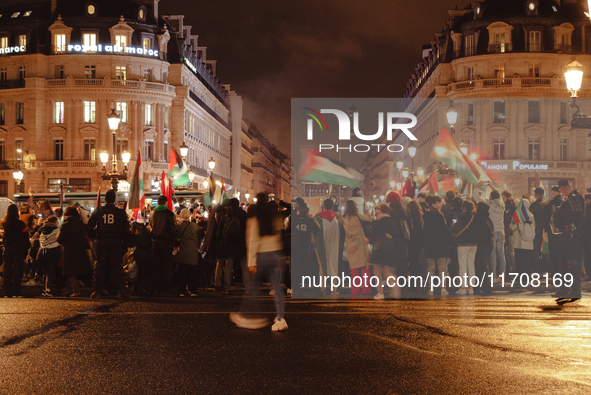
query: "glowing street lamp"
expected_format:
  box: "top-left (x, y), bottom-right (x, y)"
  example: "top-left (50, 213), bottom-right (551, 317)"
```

top-left (564, 58), bottom-right (584, 97)
top-left (188, 170), bottom-right (195, 183)
top-left (459, 142), bottom-right (468, 155)
top-left (446, 101), bottom-right (458, 131)
top-left (208, 157), bottom-right (216, 171)
top-left (455, 177), bottom-right (461, 187)
top-left (402, 166), bottom-right (409, 179)
top-left (180, 142), bottom-right (189, 159)
top-left (417, 167), bottom-right (424, 179)
top-left (396, 159), bottom-right (404, 180)
top-left (203, 179), bottom-right (209, 190)
top-left (390, 180), bottom-right (396, 188)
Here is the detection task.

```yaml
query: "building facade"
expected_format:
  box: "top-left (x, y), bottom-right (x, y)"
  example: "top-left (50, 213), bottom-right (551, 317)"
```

top-left (362, 0), bottom-right (591, 198)
top-left (0, 0), bottom-right (236, 198)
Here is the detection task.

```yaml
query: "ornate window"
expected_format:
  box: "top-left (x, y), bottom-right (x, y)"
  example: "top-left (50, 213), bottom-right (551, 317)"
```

top-left (487, 22), bottom-right (513, 53)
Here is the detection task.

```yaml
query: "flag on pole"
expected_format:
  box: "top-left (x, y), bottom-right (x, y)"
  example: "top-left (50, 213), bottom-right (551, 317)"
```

top-left (95, 187), bottom-right (101, 210)
top-left (512, 199), bottom-right (531, 224)
top-left (167, 147), bottom-right (189, 186)
top-left (299, 148), bottom-right (363, 188)
top-left (163, 176), bottom-right (173, 211)
top-left (160, 170), bottom-right (167, 196)
top-left (221, 178), bottom-right (227, 201)
top-left (209, 173), bottom-right (217, 202)
top-left (432, 128), bottom-right (493, 188)
top-left (128, 150), bottom-right (144, 210)
top-left (419, 172), bottom-right (440, 195)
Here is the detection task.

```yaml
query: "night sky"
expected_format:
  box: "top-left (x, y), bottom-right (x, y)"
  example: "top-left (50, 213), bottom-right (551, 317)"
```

top-left (9, 0), bottom-right (473, 154)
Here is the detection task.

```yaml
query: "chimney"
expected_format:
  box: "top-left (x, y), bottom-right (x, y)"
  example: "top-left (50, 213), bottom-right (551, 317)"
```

top-left (51, 0), bottom-right (57, 16)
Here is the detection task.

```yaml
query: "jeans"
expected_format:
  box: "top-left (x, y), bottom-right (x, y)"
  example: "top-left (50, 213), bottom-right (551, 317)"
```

top-left (505, 234), bottom-right (515, 273)
top-left (490, 231), bottom-right (506, 277)
top-left (241, 251), bottom-right (285, 319)
top-left (215, 255), bottom-right (234, 292)
top-left (457, 245), bottom-right (477, 289)
top-left (425, 257), bottom-right (448, 289)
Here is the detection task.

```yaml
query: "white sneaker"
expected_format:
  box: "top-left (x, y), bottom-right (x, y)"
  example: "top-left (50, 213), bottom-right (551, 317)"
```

top-left (373, 293), bottom-right (384, 300)
top-left (456, 288), bottom-right (468, 295)
top-left (271, 317), bottom-right (288, 332)
top-left (440, 288), bottom-right (449, 297)
top-left (468, 288), bottom-right (474, 295)
top-left (230, 312), bottom-right (269, 329)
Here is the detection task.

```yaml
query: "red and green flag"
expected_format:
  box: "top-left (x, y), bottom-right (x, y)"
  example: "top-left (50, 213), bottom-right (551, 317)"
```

top-left (128, 150), bottom-right (144, 211)
top-left (299, 148), bottom-right (363, 188)
top-left (167, 147), bottom-right (189, 186)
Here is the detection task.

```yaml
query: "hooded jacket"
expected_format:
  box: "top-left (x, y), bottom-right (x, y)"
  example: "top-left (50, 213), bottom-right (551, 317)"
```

top-left (39, 223), bottom-right (60, 250)
top-left (473, 190), bottom-right (505, 233)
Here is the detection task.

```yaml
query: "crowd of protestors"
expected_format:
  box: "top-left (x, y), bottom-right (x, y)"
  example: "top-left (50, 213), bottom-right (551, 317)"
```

top-left (292, 180), bottom-right (587, 302)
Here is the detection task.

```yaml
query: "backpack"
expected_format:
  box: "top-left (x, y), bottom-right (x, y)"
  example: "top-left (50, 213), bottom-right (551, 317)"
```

top-left (519, 222), bottom-right (535, 242)
top-left (223, 209), bottom-right (241, 241)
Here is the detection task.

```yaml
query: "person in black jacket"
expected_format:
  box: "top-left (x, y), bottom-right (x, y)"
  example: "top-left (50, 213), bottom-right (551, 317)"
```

top-left (58, 206), bottom-right (92, 297)
top-left (1, 204), bottom-right (29, 298)
top-left (473, 202), bottom-right (494, 295)
top-left (290, 199), bottom-right (320, 297)
top-left (215, 199), bottom-right (248, 295)
top-left (453, 200), bottom-right (477, 295)
top-left (87, 189), bottom-right (130, 299)
top-left (131, 222), bottom-right (154, 296)
top-left (502, 191), bottom-right (516, 273)
top-left (529, 187), bottom-right (545, 275)
top-left (423, 195), bottom-right (450, 297)
top-left (149, 195), bottom-right (178, 297)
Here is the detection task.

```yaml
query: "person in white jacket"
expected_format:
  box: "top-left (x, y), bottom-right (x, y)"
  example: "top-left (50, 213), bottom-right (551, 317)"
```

top-left (509, 198), bottom-right (536, 291)
top-left (474, 182), bottom-right (506, 279)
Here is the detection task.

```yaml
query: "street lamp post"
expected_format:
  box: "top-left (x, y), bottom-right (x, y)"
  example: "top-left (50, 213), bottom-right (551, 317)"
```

top-left (101, 109), bottom-right (130, 195)
top-left (12, 170), bottom-right (23, 194)
top-left (408, 142), bottom-right (416, 174)
top-left (446, 102), bottom-right (458, 133)
top-left (563, 58), bottom-right (591, 129)
top-left (396, 159), bottom-right (404, 180)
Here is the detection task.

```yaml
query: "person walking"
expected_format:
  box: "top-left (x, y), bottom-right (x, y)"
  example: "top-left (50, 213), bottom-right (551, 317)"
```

top-left (1, 204), bottom-right (30, 298)
top-left (551, 180), bottom-right (585, 301)
top-left (35, 216), bottom-right (61, 297)
top-left (87, 189), bottom-right (130, 299)
top-left (342, 200), bottom-right (372, 296)
top-left (175, 209), bottom-right (200, 297)
top-left (230, 193), bottom-right (287, 331)
top-left (58, 206), bottom-right (92, 297)
top-left (423, 195), bottom-right (450, 297)
top-left (150, 195), bottom-right (178, 297)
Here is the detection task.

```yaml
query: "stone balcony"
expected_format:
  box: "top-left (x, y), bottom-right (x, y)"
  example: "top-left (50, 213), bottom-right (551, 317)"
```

top-left (45, 78), bottom-right (176, 94)
top-left (447, 77), bottom-right (567, 95)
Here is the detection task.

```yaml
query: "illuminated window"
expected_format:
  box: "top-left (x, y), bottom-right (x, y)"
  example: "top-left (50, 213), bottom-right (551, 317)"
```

top-left (139, 8), bottom-right (145, 20)
top-left (116, 35), bottom-right (127, 47)
top-left (87, 5), bottom-right (95, 15)
top-left (143, 38), bottom-right (152, 50)
top-left (529, 31), bottom-right (541, 52)
top-left (83, 33), bottom-right (97, 47)
top-left (115, 66), bottom-right (126, 80)
top-left (18, 35), bottom-right (26, 47)
top-left (83, 101), bottom-right (96, 123)
top-left (23, 11), bottom-right (32, 17)
top-left (53, 102), bottom-right (64, 124)
top-left (144, 68), bottom-right (153, 82)
top-left (0, 37), bottom-right (7, 48)
top-left (55, 34), bottom-right (66, 52)
top-left (164, 106), bottom-right (170, 128)
top-left (116, 102), bottom-right (128, 123)
top-left (11, 12), bottom-right (20, 18)
top-left (145, 104), bottom-right (154, 126)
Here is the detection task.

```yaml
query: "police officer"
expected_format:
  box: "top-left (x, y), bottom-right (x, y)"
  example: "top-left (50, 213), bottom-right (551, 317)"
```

top-left (87, 189), bottom-right (130, 299)
top-left (551, 180), bottom-right (584, 302)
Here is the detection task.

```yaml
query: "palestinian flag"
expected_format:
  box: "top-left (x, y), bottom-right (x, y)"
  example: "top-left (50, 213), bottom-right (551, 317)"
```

top-left (128, 150), bottom-right (144, 210)
top-left (168, 147), bottom-right (189, 186)
top-left (94, 187), bottom-right (101, 210)
top-left (221, 178), bottom-right (227, 201)
top-left (209, 173), bottom-right (217, 202)
top-left (419, 172), bottom-right (440, 195)
top-left (299, 148), bottom-right (363, 188)
top-left (432, 128), bottom-right (493, 188)
top-left (512, 199), bottom-right (530, 224)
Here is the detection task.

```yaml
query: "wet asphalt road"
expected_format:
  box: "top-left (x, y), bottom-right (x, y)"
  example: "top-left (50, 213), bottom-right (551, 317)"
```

top-left (0, 291), bottom-right (590, 395)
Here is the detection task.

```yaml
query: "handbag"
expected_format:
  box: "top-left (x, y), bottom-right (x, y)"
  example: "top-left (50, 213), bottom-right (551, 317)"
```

top-left (172, 223), bottom-right (190, 256)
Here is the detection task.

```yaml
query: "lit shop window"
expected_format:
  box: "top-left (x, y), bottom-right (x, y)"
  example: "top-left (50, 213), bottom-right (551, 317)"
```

top-left (83, 101), bottom-right (96, 123)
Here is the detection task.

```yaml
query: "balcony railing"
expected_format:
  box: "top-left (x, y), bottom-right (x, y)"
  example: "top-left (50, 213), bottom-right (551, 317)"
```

top-left (0, 79), bottom-right (26, 90)
top-left (447, 77), bottom-right (562, 93)
top-left (37, 160), bottom-right (98, 168)
top-left (45, 78), bottom-right (173, 94)
top-left (488, 43), bottom-right (513, 53)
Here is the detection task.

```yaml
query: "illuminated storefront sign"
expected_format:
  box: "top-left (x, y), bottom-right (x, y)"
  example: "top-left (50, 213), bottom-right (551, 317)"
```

top-left (0, 46), bottom-right (26, 55)
top-left (480, 160), bottom-right (549, 171)
top-left (66, 44), bottom-right (159, 57)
